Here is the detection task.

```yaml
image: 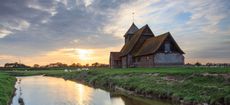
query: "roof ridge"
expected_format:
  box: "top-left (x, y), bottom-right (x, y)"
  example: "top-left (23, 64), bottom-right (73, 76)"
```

top-left (134, 31), bottom-right (185, 56)
top-left (140, 24), bottom-right (148, 29)
top-left (134, 32), bottom-right (169, 56)
top-left (124, 23), bottom-right (139, 36)
top-left (110, 52), bottom-right (120, 53)
top-left (156, 32), bottom-right (170, 36)
top-left (120, 25), bottom-right (147, 56)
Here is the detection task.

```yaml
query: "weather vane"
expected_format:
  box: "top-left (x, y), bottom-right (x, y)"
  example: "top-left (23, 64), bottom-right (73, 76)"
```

top-left (132, 12), bottom-right (135, 23)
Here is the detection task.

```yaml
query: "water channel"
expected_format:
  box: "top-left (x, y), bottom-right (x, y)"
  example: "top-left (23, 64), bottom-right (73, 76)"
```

top-left (11, 76), bottom-right (172, 105)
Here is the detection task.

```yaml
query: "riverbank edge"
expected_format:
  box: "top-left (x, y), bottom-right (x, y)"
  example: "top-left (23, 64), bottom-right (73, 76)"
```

top-left (8, 87), bottom-right (16, 105)
top-left (0, 73), bottom-right (16, 105)
top-left (6, 69), bottom-right (230, 105)
top-left (42, 73), bottom-right (199, 105)
top-left (7, 72), bottom-right (183, 105)
top-left (65, 78), bottom-right (177, 105)
top-left (6, 76), bottom-right (16, 105)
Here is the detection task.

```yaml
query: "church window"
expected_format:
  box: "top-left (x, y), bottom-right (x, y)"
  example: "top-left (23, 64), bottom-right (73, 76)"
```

top-left (165, 42), bottom-right (171, 53)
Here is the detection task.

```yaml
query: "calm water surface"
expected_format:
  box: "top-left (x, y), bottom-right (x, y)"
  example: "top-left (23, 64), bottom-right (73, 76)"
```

top-left (11, 76), bottom-right (172, 105)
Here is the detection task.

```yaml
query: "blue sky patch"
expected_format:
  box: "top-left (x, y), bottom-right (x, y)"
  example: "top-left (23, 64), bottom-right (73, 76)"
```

top-left (174, 12), bottom-right (192, 24)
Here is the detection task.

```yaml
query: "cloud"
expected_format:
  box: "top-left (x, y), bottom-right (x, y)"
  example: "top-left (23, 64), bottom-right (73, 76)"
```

top-left (0, 28), bottom-right (12, 38)
top-left (101, 0), bottom-right (230, 64)
top-left (7, 19), bottom-right (30, 31)
top-left (82, 0), bottom-right (94, 7)
top-left (102, 0), bottom-right (161, 38)
top-left (0, 0), bottom-right (131, 56)
top-left (27, 0), bottom-right (59, 16)
top-left (0, 0), bottom-right (229, 65)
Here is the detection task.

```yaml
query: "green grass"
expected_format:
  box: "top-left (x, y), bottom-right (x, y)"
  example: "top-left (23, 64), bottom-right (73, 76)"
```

top-left (4, 67), bottom-right (230, 104)
top-left (0, 72), bottom-right (16, 105)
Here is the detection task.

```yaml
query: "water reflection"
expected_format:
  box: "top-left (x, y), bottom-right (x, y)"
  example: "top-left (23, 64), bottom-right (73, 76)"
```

top-left (11, 76), bottom-right (171, 105)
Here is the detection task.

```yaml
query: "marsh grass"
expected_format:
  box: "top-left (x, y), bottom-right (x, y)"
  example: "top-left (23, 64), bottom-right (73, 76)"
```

top-left (5, 67), bottom-right (230, 104)
top-left (0, 72), bottom-right (16, 105)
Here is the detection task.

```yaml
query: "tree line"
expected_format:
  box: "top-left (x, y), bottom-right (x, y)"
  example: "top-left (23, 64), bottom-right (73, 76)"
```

top-left (186, 62), bottom-right (230, 67)
top-left (1, 62), bottom-right (109, 69)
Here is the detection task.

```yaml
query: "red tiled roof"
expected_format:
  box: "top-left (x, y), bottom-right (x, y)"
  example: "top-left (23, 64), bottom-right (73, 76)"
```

top-left (120, 24), bottom-right (154, 56)
top-left (134, 32), bottom-right (185, 56)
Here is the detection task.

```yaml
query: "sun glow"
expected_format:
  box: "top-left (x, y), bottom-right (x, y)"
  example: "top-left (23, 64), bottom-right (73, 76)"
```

top-left (76, 49), bottom-right (93, 61)
top-left (74, 83), bottom-right (92, 105)
top-left (0, 47), bottom-right (121, 66)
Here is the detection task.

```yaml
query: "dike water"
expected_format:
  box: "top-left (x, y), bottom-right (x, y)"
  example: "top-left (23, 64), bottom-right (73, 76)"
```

top-left (11, 75), bottom-right (172, 105)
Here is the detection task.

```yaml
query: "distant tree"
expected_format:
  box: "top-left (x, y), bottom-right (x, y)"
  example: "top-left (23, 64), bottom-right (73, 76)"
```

top-left (99, 64), bottom-right (109, 68)
top-left (185, 63), bottom-right (192, 65)
top-left (45, 62), bottom-right (68, 68)
top-left (195, 62), bottom-right (202, 66)
top-left (91, 62), bottom-right (109, 68)
top-left (92, 62), bottom-right (99, 67)
top-left (76, 63), bottom-right (81, 67)
top-left (70, 63), bottom-right (77, 67)
top-left (206, 63), bottom-right (213, 67)
top-left (85, 64), bottom-right (89, 67)
top-left (33, 64), bottom-right (40, 68)
top-left (4, 62), bottom-right (30, 68)
top-left (69, 63), bottom-right (82, 67)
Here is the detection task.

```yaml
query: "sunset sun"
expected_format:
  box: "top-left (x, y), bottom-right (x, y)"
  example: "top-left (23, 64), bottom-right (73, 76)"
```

top-left (76, 49), bottom-right (93, 61)
top-left (0, 1), bottom-right (229, 105)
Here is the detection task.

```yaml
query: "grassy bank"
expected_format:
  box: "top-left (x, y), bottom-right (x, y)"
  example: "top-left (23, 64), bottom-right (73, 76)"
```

top-left (6, 67), bottom-right (230, 105)
top-left (0, 72), bottom-right (16, 105)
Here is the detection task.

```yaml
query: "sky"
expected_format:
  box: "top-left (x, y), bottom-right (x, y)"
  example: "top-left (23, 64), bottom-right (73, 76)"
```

top-left (0, 0), bottom-right (230, 66)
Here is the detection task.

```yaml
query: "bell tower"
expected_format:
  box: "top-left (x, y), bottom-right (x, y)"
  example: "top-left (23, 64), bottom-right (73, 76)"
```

top-left (124, 23), bottom-right (138, 44)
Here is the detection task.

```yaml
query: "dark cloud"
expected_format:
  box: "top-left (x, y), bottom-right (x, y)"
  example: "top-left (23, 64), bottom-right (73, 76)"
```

top-left (1, 0), bottom-right (229, 64)
top-left (0, 0), bottom-right (132, 56)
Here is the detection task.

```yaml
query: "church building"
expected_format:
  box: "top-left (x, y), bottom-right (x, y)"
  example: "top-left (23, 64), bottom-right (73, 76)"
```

top-left (109, 23), bottom-right (185, 68)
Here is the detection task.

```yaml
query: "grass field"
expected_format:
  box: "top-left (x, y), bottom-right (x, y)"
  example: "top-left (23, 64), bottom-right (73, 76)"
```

top-left (0, 72), bottom-right (16, 105)
top-left (3, 67), bottom-right (230, 105)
